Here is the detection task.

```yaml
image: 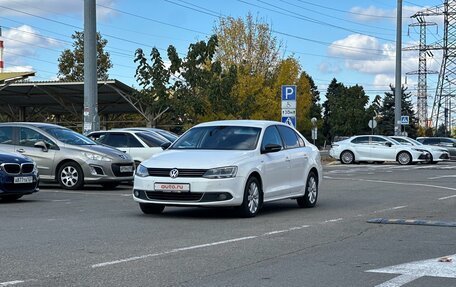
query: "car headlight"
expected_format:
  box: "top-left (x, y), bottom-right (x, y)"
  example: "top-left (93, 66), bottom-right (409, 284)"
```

top-left (33, 162), bottom-right (38, 173)
top-left (82, 152), bottom-right (112, 162)
top-left (412, 148), bottom-right (427, 153)
top-left (203, 166), bottom-right (237, 179)
top-left (136, 164), bottom-right (149, 177)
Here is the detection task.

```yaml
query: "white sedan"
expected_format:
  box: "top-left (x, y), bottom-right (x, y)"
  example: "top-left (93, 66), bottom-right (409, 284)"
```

top-left (133, 120), bottom-right (322, 217)
top-left (88, 130), bottom-right (168, 165)
top-left (390, 136), bottom-right (450, 164)
top-left (329, 135), bottom-right (430, 165)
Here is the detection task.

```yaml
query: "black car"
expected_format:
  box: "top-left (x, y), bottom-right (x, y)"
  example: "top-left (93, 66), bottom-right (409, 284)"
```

top-left (416, 137), bottom-right (456, 160)
top-left (0, 151), bottom-right (39, 201)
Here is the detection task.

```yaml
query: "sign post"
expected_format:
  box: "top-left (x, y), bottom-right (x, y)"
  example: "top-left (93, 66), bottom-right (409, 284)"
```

top-left (281, 85), bottom-right (297, 128)
top-left (401, 115), bottom-right (409, 136)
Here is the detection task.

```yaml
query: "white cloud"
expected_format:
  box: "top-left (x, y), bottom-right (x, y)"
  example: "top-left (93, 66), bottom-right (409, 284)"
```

top-left (4, 65), bottom-right (34, 72)
top-left (319, 62), bottom-right (341, 74)
top-left (2, 25), bottom-right (60, 65)
top-left (328, 34), bottom-right (383, 60)
top-left (0, 0), bottom-right (117, 21)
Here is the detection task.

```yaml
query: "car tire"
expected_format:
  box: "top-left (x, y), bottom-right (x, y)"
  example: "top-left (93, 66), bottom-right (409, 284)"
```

top-left (238, 176), bottom-right (262, 218)
top-left (297, 171), bottom-right (318, 208)
top-left (139, 203), bottom-right (165, 214)
top-left (58, 162), bottom-right (84, 190)
top-left (101, 182), bottom-right (120, 189)
top-left (397, 151), bottom-right (412, 165)
top-left (340, 150), bottom-right (355, 164)
top-left (0, 195), bottom-right (23, 202)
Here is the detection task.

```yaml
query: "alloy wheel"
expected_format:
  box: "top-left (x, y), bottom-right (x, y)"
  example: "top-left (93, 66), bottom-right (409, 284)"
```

top-left (61, 166), bottom-right (79, 187)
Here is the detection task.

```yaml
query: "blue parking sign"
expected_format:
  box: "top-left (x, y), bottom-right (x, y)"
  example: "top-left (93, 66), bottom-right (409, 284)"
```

top-left (281, 85), bottom-right (296, 101)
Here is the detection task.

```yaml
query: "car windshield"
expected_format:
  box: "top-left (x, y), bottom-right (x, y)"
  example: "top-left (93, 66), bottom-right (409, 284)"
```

top-left (156, 131), bottom-right (178, 142)
top-left (136, 132), bottom-right (168, 147)
top-left (171, 126), bottom-right (261, 150)
top-left (388, 138), bottom-right (402, 145)
top-left (406, 137), bottom-right (423, 146)
top-left (40, 127), bottom-right (96, 145)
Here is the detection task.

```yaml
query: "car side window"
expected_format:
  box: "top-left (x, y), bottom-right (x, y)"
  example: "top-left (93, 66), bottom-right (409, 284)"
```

top-left (19, 127), bottom-right (57, 149)
top-left (261, 126), bottom-right (283, 150)
top-left (370, 136), bottom-right (388, 145)
top-left (351, 136), bottom-right (369, 144)
top-left (126, 134), bottom-right (143, 148)
top-left (0, 126), bottom-right (13, 145)
top-left (277, 125), bottom-right (299, 149)
top-left (104, 133), bottom-right (129, 148)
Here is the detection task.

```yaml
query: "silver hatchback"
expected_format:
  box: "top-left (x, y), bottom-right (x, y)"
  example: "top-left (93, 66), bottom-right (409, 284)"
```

top-left (0, 123), bottom-right (134, 189)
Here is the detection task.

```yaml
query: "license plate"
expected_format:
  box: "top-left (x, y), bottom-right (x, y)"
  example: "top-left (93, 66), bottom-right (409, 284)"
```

top-left (14, 176), bottom-right (33, 184)
top-left (120, 166), bottom-right (133, 173)
top-left (154, 183), bottom-right (190, 193)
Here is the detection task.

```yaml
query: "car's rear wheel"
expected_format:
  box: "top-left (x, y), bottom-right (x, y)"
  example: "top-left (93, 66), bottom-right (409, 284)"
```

top-left (297, 171), bottom-right (318, 208)
top-left (139, 203), bottom-right (165, 214)
top-left (340, 150), bottom-right (354, 164)
top-left (0, 195), bottom-right (23, 202)
top-left (58, 162), bottom-right (84, 190)
top-left (238, 176), bottom-right (262, 218)
top-left (397, 151), bottom-right (412, 165)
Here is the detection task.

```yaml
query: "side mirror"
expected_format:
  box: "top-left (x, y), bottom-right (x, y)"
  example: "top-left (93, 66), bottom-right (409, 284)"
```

top-left (34, 141), bottom-right (48, 152)
top-left (262, 143), bottom-right (282, 154)
top-left (385, 142), bottom-right (392, 147)
top-left (161, 142), bottom-right (172, 150)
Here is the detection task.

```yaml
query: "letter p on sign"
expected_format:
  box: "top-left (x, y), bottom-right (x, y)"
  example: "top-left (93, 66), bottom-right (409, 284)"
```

top-left (281, 85), bottom-right (296, 101)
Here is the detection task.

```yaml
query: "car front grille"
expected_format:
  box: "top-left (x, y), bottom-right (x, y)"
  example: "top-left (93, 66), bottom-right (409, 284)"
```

top-left (21, 163), bottom-right (35, 174)
top-left (2, 164), bottom-right (21, 174)
top-left (145, 191), bottom-right (204, 201)
top-left (111, 163), bottom-right (134, 177)
top-left (147, 168), bottom-right (208, 177)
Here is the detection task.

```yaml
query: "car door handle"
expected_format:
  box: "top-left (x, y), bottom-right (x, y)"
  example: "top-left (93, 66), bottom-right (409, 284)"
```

top-left (16, 149), bottom-right (25, 153)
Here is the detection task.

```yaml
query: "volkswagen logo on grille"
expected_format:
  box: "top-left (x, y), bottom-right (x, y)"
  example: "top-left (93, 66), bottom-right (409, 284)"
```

top-left (169, 168), bottom-right (179, 179)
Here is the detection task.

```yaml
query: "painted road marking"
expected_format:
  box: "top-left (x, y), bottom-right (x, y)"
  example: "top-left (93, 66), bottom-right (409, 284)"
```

top-left (367, 218), bottom-right (456, 227)
top-left (92, 225), bottom-right (311, 268)
top-left (367, 254), bottom-right (456, 287)
top-left (439, 195), bottom-right (456, 200)
top-left (325, 177), bottom-right (456, 192)
top-left (428, 175), bottom-right (456, 180)
top-left (323, 218), bottom-right (343, 223)
top-left (0, 281), bottom-right (28, 286)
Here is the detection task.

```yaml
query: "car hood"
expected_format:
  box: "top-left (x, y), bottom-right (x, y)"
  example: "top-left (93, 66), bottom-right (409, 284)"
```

top-left (421, 145), bottom-right (449, 152)
top-left (62, 144), bottom-right (132, 160)
top-left (142, 149), bottom-right (255, 169)
top-left (0, 151), bottom-right (33, 164)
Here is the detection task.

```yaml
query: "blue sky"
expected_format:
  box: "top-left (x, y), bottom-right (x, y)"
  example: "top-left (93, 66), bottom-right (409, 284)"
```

top-left (0, 0), bottom-right (445, 103)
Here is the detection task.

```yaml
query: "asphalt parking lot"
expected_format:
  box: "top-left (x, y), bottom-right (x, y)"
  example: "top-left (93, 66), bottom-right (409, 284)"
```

top-left (1, 161), bottom-right (456, 287)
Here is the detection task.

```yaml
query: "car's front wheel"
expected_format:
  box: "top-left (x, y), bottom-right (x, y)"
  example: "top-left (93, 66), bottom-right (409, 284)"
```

top-left (297, 171), bottom-right (318, 208)
top-left (238, 176), bottom-right (262, 218)
top-left (139, 203), bottom-right (165, 214)
top-left (58, 162), bottom-right (84, 190)
top-left (397, 151), bottom-right (412, 165)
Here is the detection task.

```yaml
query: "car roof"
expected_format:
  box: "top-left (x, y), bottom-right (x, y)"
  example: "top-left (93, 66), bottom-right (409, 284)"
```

top-left (0, 122), bottom-right (63, 128)
top-left (194, 120), bottom-right (288, 129)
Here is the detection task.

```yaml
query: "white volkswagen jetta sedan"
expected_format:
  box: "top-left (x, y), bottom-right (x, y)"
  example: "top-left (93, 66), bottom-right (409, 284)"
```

top-left (329, 135), bottom-right (430, 165)
top-left (133, 120), bottom-right (322, 217)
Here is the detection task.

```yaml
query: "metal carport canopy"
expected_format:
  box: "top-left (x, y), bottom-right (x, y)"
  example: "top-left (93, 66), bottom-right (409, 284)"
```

top-left (0, 79), bottom-right (146, 117)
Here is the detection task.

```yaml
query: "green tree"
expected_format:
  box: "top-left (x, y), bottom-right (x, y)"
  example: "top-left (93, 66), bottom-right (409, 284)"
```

top-left (377, 86), bottom-right (418, 137)
top-left (58, 31), bottom-right (113, 81)
top-left (323, 78), bottom-right (371, 140)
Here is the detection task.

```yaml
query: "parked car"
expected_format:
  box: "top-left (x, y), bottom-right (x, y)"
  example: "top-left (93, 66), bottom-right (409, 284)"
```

top-left (416, 137), bottom-right (456, 160)
top-left (0, 123), bottom-right (134, 190)
top-left (390, 136), bottom-right (450, 164)
top-left (121, 127), bottom-right (178, 142)
top-left (133, 120), bottom-right (322, 217)
top-left (87, 130), bottom-right (168, 165)
top-left (0, 151), bottom-right (39, 201)
top-left (329, 135), bottom-right (430, 165)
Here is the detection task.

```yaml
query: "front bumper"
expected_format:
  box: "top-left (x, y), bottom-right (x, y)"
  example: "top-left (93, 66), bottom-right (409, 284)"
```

top-left (82, 161), bottom-right (135, 183)
top-left (133, 175), bottom-right (245, 207)
top-left (0, 172), bottom-right (39, 195)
